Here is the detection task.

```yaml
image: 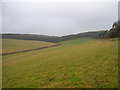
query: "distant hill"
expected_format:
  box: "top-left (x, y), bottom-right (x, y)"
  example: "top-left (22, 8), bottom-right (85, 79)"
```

top-left (57, 31), bottom-right (104, 42)
top-left (1, 31), bottom-right (104, 43)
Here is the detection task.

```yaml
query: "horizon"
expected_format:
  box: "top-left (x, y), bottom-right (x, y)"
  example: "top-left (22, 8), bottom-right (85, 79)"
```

top-left (1, 30), bottom-right (105, 37)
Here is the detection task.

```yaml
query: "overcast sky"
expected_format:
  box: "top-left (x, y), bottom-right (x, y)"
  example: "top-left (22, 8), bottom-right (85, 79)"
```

top-left (1, 0), bottom-right (118, 36)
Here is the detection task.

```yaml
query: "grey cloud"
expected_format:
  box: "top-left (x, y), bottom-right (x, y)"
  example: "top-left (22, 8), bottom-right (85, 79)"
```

top-left (2, 2), bottom-right (118, 36)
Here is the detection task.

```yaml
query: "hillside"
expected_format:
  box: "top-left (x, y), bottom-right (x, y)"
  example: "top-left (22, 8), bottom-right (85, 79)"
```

top-left (3, 38), bottom-right (118, 88)
top-left (1, 31), bottom-right (104, 43)
top-left (2, 39), bottom-right (57, 55)
top-left (60, 38), bottom-right (94, 46)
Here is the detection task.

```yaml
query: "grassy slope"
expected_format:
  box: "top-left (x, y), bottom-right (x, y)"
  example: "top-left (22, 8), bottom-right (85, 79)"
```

top-left (2, 39), bottom-right (56, 54)
top-left (60, 38), bottom-right (95, 46)
top-left (3, 38), bottom-right (118, 88)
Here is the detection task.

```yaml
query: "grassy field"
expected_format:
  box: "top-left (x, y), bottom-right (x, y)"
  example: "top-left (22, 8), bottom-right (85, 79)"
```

top-left (2, 39), bottom-right (56, 54)
top-left (2, 38), bottom-right (118, 88)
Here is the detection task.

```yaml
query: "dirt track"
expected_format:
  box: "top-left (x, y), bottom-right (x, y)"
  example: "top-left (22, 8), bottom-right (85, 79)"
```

top-left (1, 44), bottom-right (60, 55)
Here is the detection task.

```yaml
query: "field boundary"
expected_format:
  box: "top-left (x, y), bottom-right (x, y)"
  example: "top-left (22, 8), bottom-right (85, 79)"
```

top-left (1, 44), bottom-right (60, 55)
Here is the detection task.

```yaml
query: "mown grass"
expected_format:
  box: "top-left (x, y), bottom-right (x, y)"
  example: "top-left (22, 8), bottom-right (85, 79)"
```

top-left (2, 38), bottom-right (118, 88)
top-left (2, 39), bottom-right (56, 54)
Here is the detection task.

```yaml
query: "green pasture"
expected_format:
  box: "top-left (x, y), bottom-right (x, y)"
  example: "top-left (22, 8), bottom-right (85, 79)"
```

top-left (2, 39), bottom-right (56, 54)
top-left (2, 38), bottom-right (118, 88)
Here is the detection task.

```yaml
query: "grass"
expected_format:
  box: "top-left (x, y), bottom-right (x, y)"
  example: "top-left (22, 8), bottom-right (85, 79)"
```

top-left (60, 38), bottom-right (95, 46)
top-left (2, 39), bottom-right (56, 54)
top-left (2, 38), bottom-right (118, 88)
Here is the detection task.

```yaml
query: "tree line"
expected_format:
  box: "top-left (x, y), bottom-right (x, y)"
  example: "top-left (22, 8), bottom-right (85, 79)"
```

top-left (1, 31), bottom-right (103, 43)
top-left (99, 20), bottom-right (120, 38)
